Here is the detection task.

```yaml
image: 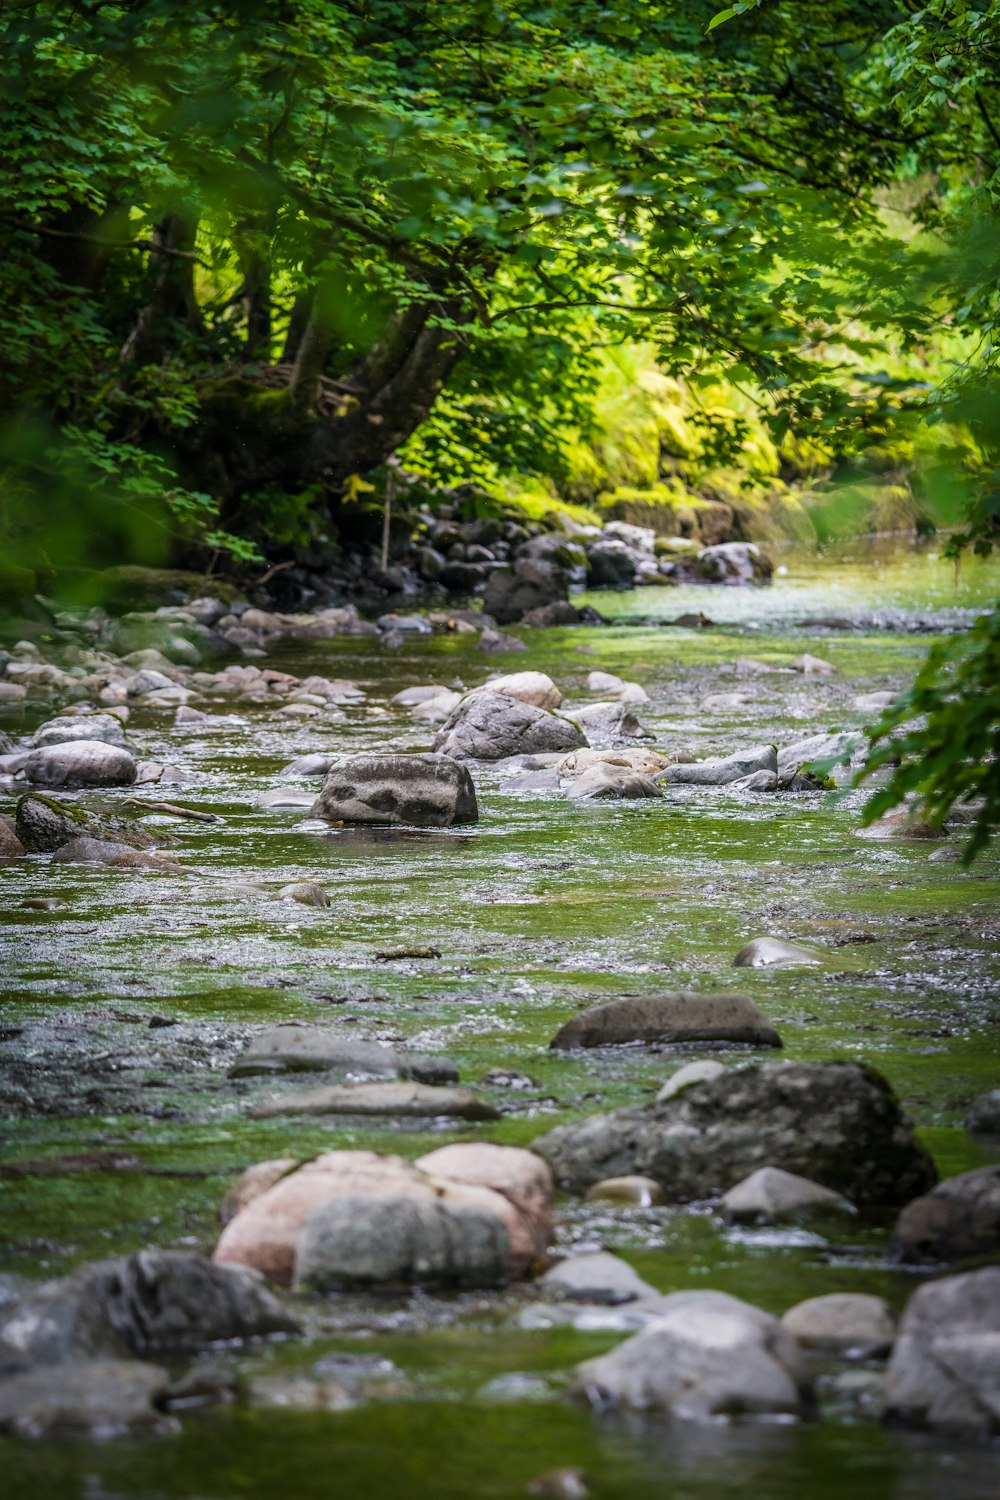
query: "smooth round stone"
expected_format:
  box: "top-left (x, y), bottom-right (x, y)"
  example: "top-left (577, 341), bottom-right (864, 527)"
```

top-left (656, 1060), bottom-right (726, 1103)
top-left (781, 1293), bottom-right (896, 1357)
top-left (733, 937), bottom-right (823, 969)
top-left (585, 1176), bottom-right (665, 1208)
top-left (277, 882), bottom-right (331, 908)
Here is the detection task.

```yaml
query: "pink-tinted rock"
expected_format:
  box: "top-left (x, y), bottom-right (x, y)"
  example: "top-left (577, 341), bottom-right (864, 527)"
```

top-left (417, 1143), bottom-right (554, 1268)
top-left (220, 1157), bottom-right (299, 1226)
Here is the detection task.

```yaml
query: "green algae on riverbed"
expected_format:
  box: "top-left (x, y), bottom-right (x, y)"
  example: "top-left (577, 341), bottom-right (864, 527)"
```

top-left (1, 545), bottom-right (999, 1494)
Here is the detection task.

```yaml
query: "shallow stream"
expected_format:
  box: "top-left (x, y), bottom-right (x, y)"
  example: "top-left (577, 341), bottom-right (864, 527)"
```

top-left (2, 540), bottom-right (1000, 1498)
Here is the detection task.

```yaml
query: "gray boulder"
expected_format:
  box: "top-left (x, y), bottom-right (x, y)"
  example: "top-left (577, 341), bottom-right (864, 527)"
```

top-left (657, 745), bottom-right (777, 787)
top-left (550, 993), bottom-right (781, 1051)
top-left (540, 1253), bottom-right (659, 1307)
top-left (483, 560), bottom-right (568, 625)
top-left (565, 763), bottom-right (663, 801)
top-left (229, 1026), bottom-right (457, 1085)
top-left (776, 732), bottom-right (857, 770)
top-left (31, 714), bottom-right (131, 750)
top-left (689, 542), bottom-right (773, 586)
top-left (586, 541), bottom-right (637, 590)
top-left (564, 702), bottom-right (649, 746)
top-left (23, 740), bottom-right (137, 789)
top-left (719, 1166), bottom-right (857, 1225)
top-left (890, 1165), bottom-right (1000, 1264)
top-left (50, 837), bottom-right (178, 869)
top-left (570, 1290), bottom-right (809, 1420)
top-left (0, 1250), bottom-right (296, 1370)
top-left (533, 1061), bottom-right (937, 1204)
top-left (884, 1267), bottom-right (1000, 1436)
top-left (781, 1294), bottom-right (896, 1357)
top-left (309, 753), bottom-right (477, 827)
top-left (0, 1359), bottom-right (172, 1439)
top-left (14, 793), bottom-right (159, 853)
top-left (294, 1194), bottom-right (510, 1291)
top-left (283, 754), bottom-right (334, 777)
top-left (433, 690), bottom-right (585, 762)
top-left (966, 1089), bottom-right (1000, 1134)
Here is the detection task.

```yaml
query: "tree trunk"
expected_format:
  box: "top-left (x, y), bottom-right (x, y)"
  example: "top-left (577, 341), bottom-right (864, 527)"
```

top-left (120, 211), bottom-right (205, 368)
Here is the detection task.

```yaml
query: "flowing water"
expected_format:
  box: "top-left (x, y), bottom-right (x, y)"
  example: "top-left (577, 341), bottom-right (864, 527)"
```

top-left (2, 541), bottom-right (1000, 1498)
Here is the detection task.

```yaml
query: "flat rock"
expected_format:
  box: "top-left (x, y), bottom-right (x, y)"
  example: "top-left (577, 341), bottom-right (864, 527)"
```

top-left (23, 740), bottom-right (137, 789)
top-left (533, 1061), bottom-right (937, 1204)
top-left (733, 937), bottom-right (824, 969)
top-left (719, 1166), bottom-right (857, 1225)
top-left (310, 753), bottom-right (478, 827)
top-left (0, 1359), bottom-right (172, 1439)
top-left (890, 1165), bottom-right (1000, 1263)
top-left (570, 1289), bottom-right (809, 1421)
top-left (229, 1027), bottom-right (457, 1085)
top-left (657, 745), bottom-right (777, 787)
top-left (556, 748), bottom-right (670, 779)
top-left (550, 993), bottom-right (782, 1050)
top-left (791, 653), bottom-right (837, 675)
top-left (884, 1267), bottom-right (1000, 1436)
top-left (433, 690), bottom-right (585, 761)
top-left (50, 837), bottom-right (179, 869)
top-left (250, 1080), bottom-right (500, 1121)
top-left (781, 1293), bottom-right (896, 1356)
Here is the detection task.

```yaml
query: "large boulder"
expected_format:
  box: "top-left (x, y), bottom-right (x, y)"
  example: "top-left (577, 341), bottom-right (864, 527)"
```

top-left (30, 714), bottom-right (130, 750)
top-left (532, 1061), bottom-right (937, 1204)
top-left (14, 793), bottom-right (159, 853)
top-left (483, 560), bottom-right (568, 625)
top-left (309, 753), bottom-right (477, 827)
top-left (0, 1251), bottom-right (296, 1370)
top-left (586, 540), bottom-right (637, 590)
top-left (416, 1142), bottom-right (555, 1253)
top-left (213, 1147), bottom-right (553, 1286)
top-left (657, 745), bottom-right (777, 787)
top-left (477, 671), bottom-right (562, 710)
top-left (570, 1290), bottom-right (809, 1420)
top-left (550, 994), bottom-right (781, 1050)
top-left (23, 740), bottom-right (137, 789)
top-left (0, 1359), bottom-right (172, 1439)
top-left (781, 1293), bottom-right (896, 1357)
top-left (966, 1089), bottom-right (1000, 1134)
top-left (884, 1267), bottom-right (1000, 1436)
top-left (228, 1027), bottom-right (457, 1084)
top-left (433, 690), bottom-right (586, 761)
top-left (295, 1196), bottom-right (509, 1292)
top-left (688, 542), bottom-right (773, 586)
top-left (890, 1166), bottom-right (1000, 1264)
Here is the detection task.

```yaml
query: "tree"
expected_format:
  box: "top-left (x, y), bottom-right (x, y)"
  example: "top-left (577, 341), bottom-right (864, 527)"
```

top-left (0, 0), bottom-right (913, 575)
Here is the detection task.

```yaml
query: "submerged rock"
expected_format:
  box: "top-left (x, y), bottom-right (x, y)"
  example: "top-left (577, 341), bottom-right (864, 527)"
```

top-left (276, 881), bottom-right (330, 907)
top-left (719, 1166), bottom-right (857, 1225)
top-left (250, 1080), bottom-right (499, 1121)
top-left (309, 752), bottom-right (478, 827)
top-left (570, 1290), bottom-right (809, 1421)
top-left (229, 1028), bottom-right (458, 1084)
top-left (0, 1358), bottom-right (172, 1439)
top-left (890, 1165), bottom-right (1000, 1264)
top-left (550, 993), bottom-right (782, 1050)
top-left (733, 937), bottom-right (824, 969)
top-left (433, 690), bottom-right (585, 761)
top-left (781, 1294), bottom-right (896, 1357)
top-left (884, 1267), bottom-right (1000, 1436)
top-left (23, 740), bottom-right (137, 789)
top-left (556, 748), bottom-right (669, 779)
top-left (565, 763), bottom-right (663, 801)
top-left (14, 793), bottom-right (159, 853)
top-left (50, 837), bottom-right (179, 869)
top-left (533, 1061), bottom-right (937, 1204)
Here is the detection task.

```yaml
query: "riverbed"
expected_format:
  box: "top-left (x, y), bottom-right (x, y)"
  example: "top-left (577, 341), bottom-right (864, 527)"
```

top-left (2, 541), bottom-right (999, 1498)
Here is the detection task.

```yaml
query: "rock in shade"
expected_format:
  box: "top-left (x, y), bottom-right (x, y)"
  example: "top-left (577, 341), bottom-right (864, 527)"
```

top-left (31, 714), bottom-right (131, 749)
top-left (23, 740), bottom-right (137, 789)
top-left (570, 1290), bottom-right (809, 1421)
top-left (0, 1359), bottom-right (173, 1439)
top-left (14, 793), bottom-right (159, 853)
top-left (890, 1165), bottom-right (1000, 1264)
top-left (781, 1294), bottom-right (896, 1357)
top-left (213, 1147), bottom-right (553, 1285)
top-left (433, 690), bottom-right (586, 761)
top-left (884, 1267), bottom-right (1000, 1436)
top-left (250, 1079), bottom-right (499, 1121)
top-left (532, 1061), bottom-right (937, 1204)
top-left (229, 1026), bottom-right (457, 1085)
top-left (295, 1195), bottom-right (510, 1292)
top-left (656, 1060), bottom-right (726, 1102)
top-left (50, 837), bottom-right (179, 869)
top-left (550, 993), bottom-right (782, 1050)
top-left (0, 1250), bottom-right (296, 1368)
top-left (566, 701), bottom-right (649, 745)
top-left (733, 937), bottom-right (824, 968)
top-left (657, 745), bottom-right (777, 787)
top-left (565, 763), bottom-right (663, 801)
top-left (416, 1142), bottom-right (555, 1254)
top-left (483, 560), bottom-right (568, 624)
top-left (585, 1176), bottom-right (665, 1207)
top-left (966, 1089), bottom-right (1000, 1134)
top-left (540, 1253), bottom-right (659, 1306)
top-left (719, 1166), bottom-right (857, 1225)
top-left (309, 752), bottom-right (478, 827)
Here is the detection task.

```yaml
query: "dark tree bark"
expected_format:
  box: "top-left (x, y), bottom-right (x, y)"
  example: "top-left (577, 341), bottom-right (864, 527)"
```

top-left (120, 211), bottom-right (205, 368)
